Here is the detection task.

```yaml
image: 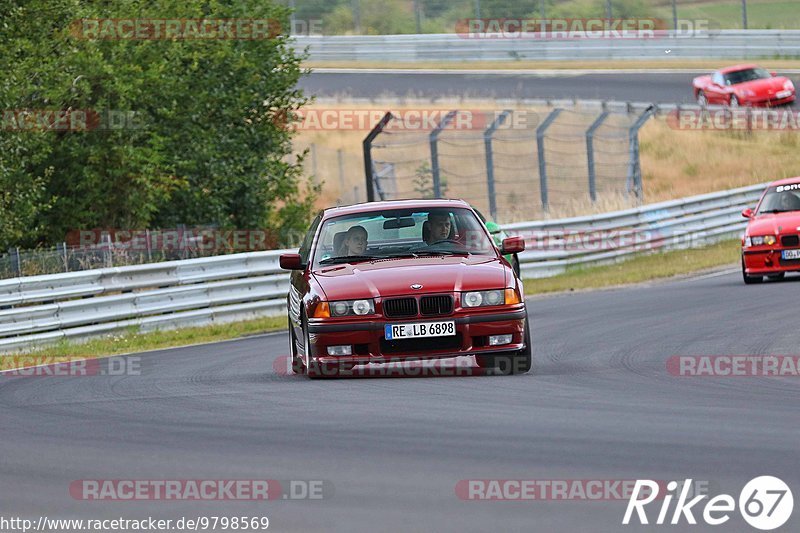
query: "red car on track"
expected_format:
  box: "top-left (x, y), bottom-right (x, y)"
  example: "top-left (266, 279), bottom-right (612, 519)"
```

top-left (693, 64), bottom-right (795, 107)
top-left (279, 199), bottom-right (531, 378)
top-left (741, 177), bottom-right (800, 284)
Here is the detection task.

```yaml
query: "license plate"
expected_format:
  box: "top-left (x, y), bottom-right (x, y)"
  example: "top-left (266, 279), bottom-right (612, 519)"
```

top-left (385, 320), bottom-right (455, 340)
top-left (782, 249), bottom-right (800, 260)
top-left (777, 90), bottom-right (792, 99)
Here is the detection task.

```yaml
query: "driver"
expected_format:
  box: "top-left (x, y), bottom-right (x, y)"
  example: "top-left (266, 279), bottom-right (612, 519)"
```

top-left (425, 212), bottom-right (452, 244)
top-left (777, 192), bottom-right (800, 212)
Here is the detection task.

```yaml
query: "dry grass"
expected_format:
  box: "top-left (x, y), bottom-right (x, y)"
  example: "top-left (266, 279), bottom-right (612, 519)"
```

top-left (293, 100), bottom-right (800, 221)
top-left (639, 117), bottom-right (800, 201)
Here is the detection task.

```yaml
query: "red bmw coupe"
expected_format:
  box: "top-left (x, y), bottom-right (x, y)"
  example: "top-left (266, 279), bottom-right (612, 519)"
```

top-left (741, 177), bottom-right (800, 284)
top-left (279, 199), bottom-right (531, 378)
top-left (693, 64), bottom-right (795, 107)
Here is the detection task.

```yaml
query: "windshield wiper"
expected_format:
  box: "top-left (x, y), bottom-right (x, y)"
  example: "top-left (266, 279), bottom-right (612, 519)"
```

top-left (378, 252), bottom-right (420, 259)
top-left (761, 209), bottom-right (798, 214)
top-left (319, 255), bottom-right (378, 265)
top-left (415, 249), bottom-right (471, 256)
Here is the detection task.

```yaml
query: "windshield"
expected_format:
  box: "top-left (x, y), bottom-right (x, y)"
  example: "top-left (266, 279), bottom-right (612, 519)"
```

top-left (312, 207), bottom-right (497, 268)
top-left (757, 185), bottom-right (800, 214)
top-left (723, 67), bottom-right (771, 85)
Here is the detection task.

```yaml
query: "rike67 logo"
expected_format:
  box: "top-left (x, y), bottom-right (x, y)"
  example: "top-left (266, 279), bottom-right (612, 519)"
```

top-left (623, 476), bottom-right (793, 530)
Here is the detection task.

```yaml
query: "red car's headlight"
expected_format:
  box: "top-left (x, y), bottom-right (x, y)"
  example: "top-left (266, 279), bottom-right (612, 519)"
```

top-left (462, 289), bottom-right (521, 307)
top-left (746, 235), bottom-right (776, 247)
top-left (329, 299), bottom-right (375, 317)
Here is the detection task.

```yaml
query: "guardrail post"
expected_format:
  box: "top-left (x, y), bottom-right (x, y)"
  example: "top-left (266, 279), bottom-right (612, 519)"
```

top-left (59, 242), bottom-right (68, 272)
top-left (103, 233), bottom-right (113, 268)
top-left (363, 112), bottom-right (394, 202)
top-left (430, 110), bottom-right (457, 198)
top-left (9, 247), bottom-right (21, 277)
top-left (627, 105), bottom-right (656, 203)
top-left (586, 110), bottom-right (609, 204)
top-left (484, 110), bottom-right (511, 221)
top-left (536, 108), bottom-right (563, 212)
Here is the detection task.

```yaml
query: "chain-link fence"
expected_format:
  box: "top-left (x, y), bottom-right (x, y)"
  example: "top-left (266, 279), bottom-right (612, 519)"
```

top-left (0, 229), bottom-right (294, 280)
top-left (364, 103), bottom-right (654, 223)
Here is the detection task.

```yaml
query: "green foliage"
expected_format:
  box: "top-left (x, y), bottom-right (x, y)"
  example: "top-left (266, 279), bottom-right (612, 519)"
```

top-left (412, 162), bottom-right (448, 198)
top-left (0, 0), bottom-right (313, 250)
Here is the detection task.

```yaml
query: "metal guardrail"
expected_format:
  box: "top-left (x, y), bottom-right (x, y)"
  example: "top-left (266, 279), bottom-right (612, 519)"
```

top-left (0, 184), bottom-right (765, 352)
top-left (506, 183), bottom-right (765, 278)
top-left (0, 252), bottom-right (290, 352)
top-left (294, 30), bottom-right (800, 62)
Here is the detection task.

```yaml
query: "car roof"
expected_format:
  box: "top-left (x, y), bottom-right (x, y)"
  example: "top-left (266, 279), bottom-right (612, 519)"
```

top-left (718, 64), bottom-right (760, 74)
top-left (769, 176), bottom-right (800, 186)
top-left (321, 198), bottom-right (473, 219)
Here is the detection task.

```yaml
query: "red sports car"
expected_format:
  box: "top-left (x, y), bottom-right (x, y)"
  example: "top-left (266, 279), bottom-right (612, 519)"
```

top-left (279, 199), bottom-right (531, 378)
top-left (741, 177), bottom-right (800, 284)
top-left (693, 64), bottom-right (795, 107)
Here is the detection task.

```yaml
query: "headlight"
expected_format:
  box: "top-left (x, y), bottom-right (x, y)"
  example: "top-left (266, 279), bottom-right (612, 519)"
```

top-left (748, 235), bottom-right (776, 246)
top-left (329, 299), bottom-right (375, 317)
top-left (462, 290), bottom-right (505, 308)
top-left (785, 80), bottom-right (795, 90)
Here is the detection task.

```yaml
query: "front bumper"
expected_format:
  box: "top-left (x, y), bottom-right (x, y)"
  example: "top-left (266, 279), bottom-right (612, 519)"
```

top-left (307, 307), bottom-right (527, 365)
top-left (744, 94), bottom-right (796, 107)
top-left (743, 247), bottom-right (800, 275)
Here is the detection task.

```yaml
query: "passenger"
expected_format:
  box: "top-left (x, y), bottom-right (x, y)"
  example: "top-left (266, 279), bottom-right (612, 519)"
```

top-left (425, 212), bottom-right (452, 244)
top-left (337, 225), bottom-right (368, 256)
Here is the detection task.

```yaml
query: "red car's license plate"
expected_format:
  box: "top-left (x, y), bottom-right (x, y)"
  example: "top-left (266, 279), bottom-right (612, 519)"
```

top-left (782, 249), bottom-right (800, 260)
top-left (385, 321), bottom-right (455, 340)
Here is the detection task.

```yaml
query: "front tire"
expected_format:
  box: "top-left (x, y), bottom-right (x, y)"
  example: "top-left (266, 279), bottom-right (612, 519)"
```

top-left (289, 317), bottom-right (305, 375)
top-left (730, 95), bottom-right (740, 108)
top-left (697, 91), bottom-right (707, 107)
top-left (742, 257), bottom-right (763, 284)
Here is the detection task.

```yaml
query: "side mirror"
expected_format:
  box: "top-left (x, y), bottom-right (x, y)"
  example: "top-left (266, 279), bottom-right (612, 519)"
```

top-left (771, 71), bottom-right (778, 77)
top-left (501, 236), bottom-right (525, 255)
top-left (742, 208), bottom-right (754, 219)
top-left (279, 253), bottom-right (303, 270)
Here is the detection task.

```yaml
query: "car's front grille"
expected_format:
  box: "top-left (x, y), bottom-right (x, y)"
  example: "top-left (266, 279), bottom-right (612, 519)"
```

top-left (781, 235), bottom-right (799, 247)
top-left (380, 333), bottom-right (462, 354)
top-left (383, 297), bottom-right (418, 318)
top-left (420, 295), bottom-right (453, 316)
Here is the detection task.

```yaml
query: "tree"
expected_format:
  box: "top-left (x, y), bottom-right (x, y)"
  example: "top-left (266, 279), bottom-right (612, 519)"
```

top-left (0, 0), bottom-right (314, 250)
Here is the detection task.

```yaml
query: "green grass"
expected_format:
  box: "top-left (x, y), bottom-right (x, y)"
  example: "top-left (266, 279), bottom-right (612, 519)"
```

top-left (523, 239), bottom-right (740, 295)
top-left (1, 316), bottom-right (286, 371)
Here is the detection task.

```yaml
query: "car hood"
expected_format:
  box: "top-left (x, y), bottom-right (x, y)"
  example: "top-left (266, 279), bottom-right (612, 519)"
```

top-left (735, 76), bottom-right (791, 95)
top-left (312, 255), bottom-right (507, 300)
top-left (747, 212), bottom-right (800, 235)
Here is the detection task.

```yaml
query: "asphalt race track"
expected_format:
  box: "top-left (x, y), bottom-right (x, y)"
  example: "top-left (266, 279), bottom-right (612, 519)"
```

top-left (300, 70), bottom-right (800, 108)
top-left (2, 271), bottom-right (799, 532)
